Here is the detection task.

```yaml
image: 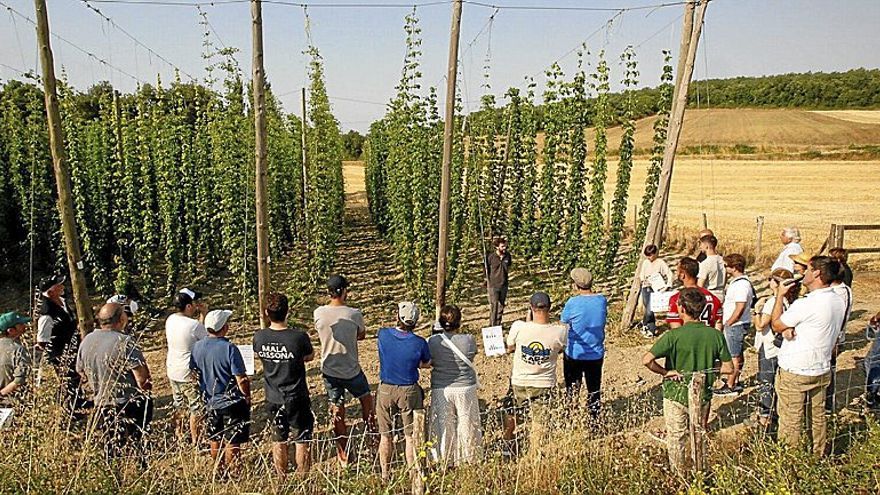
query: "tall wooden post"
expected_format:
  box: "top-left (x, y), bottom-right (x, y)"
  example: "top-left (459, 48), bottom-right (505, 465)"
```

top-left (434, 0), bottom-right (463, 318)
top-left (621, 0), bottom-right (708, 329)
top-left (251, 0), bottom-right (271, 328)
top-left (301, 88), bottom-right (310, 247)
top-left (33, 0), bottom-right (94, 336)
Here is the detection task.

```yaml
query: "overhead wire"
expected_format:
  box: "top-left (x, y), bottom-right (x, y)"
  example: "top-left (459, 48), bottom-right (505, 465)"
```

top-left (0, 0), bottom-right (148, 85)
top-left (76, 0), bottom-right (198, 81)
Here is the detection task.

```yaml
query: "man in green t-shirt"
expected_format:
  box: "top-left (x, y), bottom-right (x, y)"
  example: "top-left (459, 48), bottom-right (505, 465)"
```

top-left (642, 287), bottom-right (732, 472)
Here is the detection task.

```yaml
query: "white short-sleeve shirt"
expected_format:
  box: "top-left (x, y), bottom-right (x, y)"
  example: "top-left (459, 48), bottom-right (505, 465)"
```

top-left (722, 276), bottom-right (753, 326)
top-left (771, 242), bottom-right (803, 273)
top-left (165, 313), bottom-right (208, 382)
top-left (698, 255), bottom-right (726, 302)
top-left (506, 320), bottom-right (567, 388)
top-left (754, 296), bottom-right (789, 359)
top-left (777, 287), bottom-right (846, 376)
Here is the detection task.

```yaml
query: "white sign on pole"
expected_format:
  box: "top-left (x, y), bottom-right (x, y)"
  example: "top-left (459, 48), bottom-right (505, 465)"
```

top-left (481, 326), bottom-right (506, 357)
top-left (650, 290), bottom-right (676, 313)
top-left (237, 344), bottom-right (255, 376)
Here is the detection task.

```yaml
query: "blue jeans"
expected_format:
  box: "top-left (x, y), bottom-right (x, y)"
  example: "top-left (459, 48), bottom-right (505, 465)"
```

top-left (757, 346), bottom-right (778, 419)
top-left (641, 287), bottom-right (656, 333)
top-left (866, 336), bottom-right (880, 405)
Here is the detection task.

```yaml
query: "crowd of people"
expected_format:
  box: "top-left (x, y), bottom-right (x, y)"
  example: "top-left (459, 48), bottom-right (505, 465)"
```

top-left (0, 228), bottom-right (877, 477)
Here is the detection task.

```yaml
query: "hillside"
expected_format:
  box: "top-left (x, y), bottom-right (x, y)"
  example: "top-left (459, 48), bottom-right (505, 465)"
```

top-left (600, 108), bottom-right (880, 155)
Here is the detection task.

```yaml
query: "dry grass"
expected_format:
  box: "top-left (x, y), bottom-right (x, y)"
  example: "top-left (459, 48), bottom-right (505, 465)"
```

top-left (602, 108), bottom-right (880, 153)
top-left (811, 110), bottom-right (880, 125)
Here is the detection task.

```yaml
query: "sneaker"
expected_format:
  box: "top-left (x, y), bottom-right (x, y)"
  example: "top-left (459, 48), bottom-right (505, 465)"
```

top-left (713, 384), bottom-right (738, 396)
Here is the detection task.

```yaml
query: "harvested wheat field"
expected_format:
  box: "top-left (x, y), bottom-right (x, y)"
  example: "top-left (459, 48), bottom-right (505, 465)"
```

top-left (602, 108), bottom-right (880, 153)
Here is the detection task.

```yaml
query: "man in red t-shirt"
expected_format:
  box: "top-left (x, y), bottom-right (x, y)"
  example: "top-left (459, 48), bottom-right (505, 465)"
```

top-left (667, 257), bottom-right (722, 330)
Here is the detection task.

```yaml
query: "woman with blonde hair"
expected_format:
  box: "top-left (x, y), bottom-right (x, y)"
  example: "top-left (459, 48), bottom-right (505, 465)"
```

top-left (753, 268), bottom-right (800, 428)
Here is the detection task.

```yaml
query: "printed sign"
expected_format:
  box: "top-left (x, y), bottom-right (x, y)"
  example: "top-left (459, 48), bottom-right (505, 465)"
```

top-left (650, 290), bottom-right (675, 313)
top-left (0, 408), bottom-right (12, 428)
top-left (481, 326), bottom-right (506, 357)
top-left (237, 344), bottom-right (255, 376)
top-left (648, 272), bottom-right (668, 292)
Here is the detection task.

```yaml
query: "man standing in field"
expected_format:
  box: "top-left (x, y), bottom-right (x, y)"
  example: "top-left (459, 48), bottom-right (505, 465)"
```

top-left (695, 229), bottom-right (714, 263)
top-left (77, 302), bottom-right (153, 457)
top-left (666, 257), bottom-right (723, 330)
top-left (165, 288), bottom-right (208, 444)
top-left (714, 254), bottom-right (754, 396)
top-left (502, 292), bottom-right (567, 450)
top-left (771, 226), bottom-right (803, 273)
top-left (313, 275), bottom-right (374, 464)
top-left (254, 293), bottom-right (315, 475)
top-left (697, 235), bottom-right (726, 302)
top-left (190, 309), bottom-right (251, 475)
top-left (376, 302), bottom-right (431, 480)
top-left (643, 288), bottom-right (733, 473)
top-left (0, 312), bottom-right (32, 405)
top-left (35, 274), bottom-right (87, 415)
top-left (486, 237), bottom-right (512, 327)
top-left (771, 256), bottom-right (845, 456)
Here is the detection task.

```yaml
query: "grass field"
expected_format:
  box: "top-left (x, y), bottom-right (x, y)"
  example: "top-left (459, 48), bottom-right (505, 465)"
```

top-left (600, 108), bottom-right (880, 155)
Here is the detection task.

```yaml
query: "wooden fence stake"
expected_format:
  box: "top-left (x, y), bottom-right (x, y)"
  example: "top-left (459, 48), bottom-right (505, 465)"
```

top-left (688, 372), bottom-right (706, 472)
top-left (755, 216), bottom-right (765, 260)
top-left (411, 409), bottom-right (427, 495)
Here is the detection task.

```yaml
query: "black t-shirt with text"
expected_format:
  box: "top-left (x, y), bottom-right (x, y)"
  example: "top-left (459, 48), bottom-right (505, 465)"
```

top-left (253, 327), bottom-right (313, 404)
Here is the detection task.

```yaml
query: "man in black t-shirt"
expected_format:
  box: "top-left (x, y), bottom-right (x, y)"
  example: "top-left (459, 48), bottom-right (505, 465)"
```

top-left (485, 237), bottom-right (512, 327)
top-left (253, 292), bottom-right (315, 475)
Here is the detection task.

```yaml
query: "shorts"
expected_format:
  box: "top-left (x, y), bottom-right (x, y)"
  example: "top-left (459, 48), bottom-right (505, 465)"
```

top-left (376, 383), bottom-right (424, 436)
top-left (323, 371), bottom-right (371, 406)
top-left (724, 323), bottom-right (748, 357)
top-left (267, 398), bottom-right (314, 443)
top-left (207, 400), bottom-right (250, 444)
top-left (170, 379), bottom-right (204, 414)
top-left (501, 385), bottom-right (552, 417)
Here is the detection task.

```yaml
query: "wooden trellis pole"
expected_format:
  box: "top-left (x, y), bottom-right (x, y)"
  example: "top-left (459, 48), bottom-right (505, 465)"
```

top-left (251, 0), bottom-right (271, 327)
top-left (621, 0), bottom-right (708, 330)
top-left (33, 0), bottom-right (94, 337)
top-left (434, 0), bottom-right (464, 318)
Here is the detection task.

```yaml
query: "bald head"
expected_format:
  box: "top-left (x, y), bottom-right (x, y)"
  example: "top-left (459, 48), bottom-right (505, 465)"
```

top-left (97, 302), bottom-right (126, 329)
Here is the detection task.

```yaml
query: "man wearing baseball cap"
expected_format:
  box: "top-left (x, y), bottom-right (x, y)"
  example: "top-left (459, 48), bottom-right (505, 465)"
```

top-left (376, 301), bottom-right (431, 480)
top-left (190, 309), bottom-right (250, 475)
top-left (502, 291), bottom-right (567, 452)
top-left (35, 274), bottom-right (87, 414)
top-left (165, 288), bottom-right (208, 444)
top-left (0, 312), bottom-right (32, 405)
top-left (313, 274), bottom-right (373, 464)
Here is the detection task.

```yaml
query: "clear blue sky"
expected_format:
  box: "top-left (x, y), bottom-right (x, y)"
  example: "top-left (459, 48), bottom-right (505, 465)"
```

top-left (1, 0), bottom-right (879, 132)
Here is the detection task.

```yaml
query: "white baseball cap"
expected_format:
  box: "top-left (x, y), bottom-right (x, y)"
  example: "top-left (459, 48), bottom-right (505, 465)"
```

top-left (397, 301), bottom-right (420, 326)
top-left (106, 295), bottom-right (139, 315)
top-left (205, 309), bottom-right (233, 332)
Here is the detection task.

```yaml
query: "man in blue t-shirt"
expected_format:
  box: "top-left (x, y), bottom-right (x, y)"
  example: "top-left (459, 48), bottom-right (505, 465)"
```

top-left (190, 309), bottom-right (250, 475)
top-left (376, 301), bottom-right (431, 480)
top-left (560, 268), bottom-right (607, 418)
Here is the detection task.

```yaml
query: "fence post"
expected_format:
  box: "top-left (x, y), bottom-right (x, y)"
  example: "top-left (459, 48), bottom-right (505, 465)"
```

top-left (411, 409), bottom-right (426, 495)
top-left (755, 216), bottom-right (764, 260)
top-left (701, 212), bottom-right (708, 230)
top-left (606, 201), bottom-right (611, 230)
top-left (688, 372), bottom-right (706, 472)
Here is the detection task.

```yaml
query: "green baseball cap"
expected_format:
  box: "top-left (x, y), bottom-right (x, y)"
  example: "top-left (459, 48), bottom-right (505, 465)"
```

top-left (0, 312), bottom-right (31, 333)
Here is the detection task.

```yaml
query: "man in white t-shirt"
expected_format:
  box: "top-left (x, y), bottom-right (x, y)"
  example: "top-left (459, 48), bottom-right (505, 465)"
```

top-left (697, 235), bottom-right (726, 302)
top-left (165, 288), bottom-right (208, 444)
top-left (826, 266), bottom-right (853, 414)
top-left (502, 292), bottom-right (567, 449)
top-left (770, 226), bottom-right (803, 273)
top-left (771, 255), bottom-right (845, 456)
top-left (714, 254), bottom-right (754, 396)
